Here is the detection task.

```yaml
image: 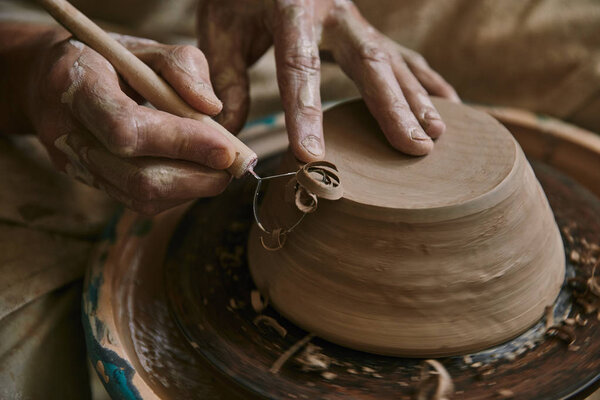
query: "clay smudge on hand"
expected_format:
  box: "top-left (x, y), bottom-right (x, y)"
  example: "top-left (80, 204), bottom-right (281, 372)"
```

top-left (60, 56), bottom-right (85, 106)
top-left (54, 134), bottom-right (95, 185)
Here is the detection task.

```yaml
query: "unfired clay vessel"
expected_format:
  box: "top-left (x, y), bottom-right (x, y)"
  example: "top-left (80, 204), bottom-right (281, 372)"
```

top-left (248, 98), bottom-right (565, 357)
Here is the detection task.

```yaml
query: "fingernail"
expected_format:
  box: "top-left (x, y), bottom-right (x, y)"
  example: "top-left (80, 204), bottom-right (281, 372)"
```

top-left (410, 128), bottom-right (431, 142)
top-left (301, 135), bottom-right (323, 157)
top-left (207, 148), bottom-right (232, 169)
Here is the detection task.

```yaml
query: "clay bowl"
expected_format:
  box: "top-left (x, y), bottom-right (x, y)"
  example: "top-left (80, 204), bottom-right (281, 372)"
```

top-left (248, 98), bottom-right (565, 357)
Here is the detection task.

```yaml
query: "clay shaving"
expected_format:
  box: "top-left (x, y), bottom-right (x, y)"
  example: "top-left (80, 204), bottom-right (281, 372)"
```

top-left (416, 359), bottom-right (454, 400)
top-left (270, 333), bottom-right (315, 374)
top-left (251, 290), bottom-right (269, 313)
top-left (259, 161), bottom-right (343, 251)
top-left (296, 343), bottom-right (331, 371)
top-left (588, 263), bottom-right (600, 297)
top-left (545, 325), bottom-right (576, 346)
top-left (253, 315), bottom-right (287, 338)
top-left (544, 305), bottom-right (554, 330)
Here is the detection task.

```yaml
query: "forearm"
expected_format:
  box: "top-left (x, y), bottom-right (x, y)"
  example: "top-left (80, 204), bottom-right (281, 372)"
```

top-left (0, 22), bottom-right (64, 135)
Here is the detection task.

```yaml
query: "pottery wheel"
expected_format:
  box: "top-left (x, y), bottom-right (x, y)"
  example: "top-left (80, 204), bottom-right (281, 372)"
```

top-left (161, 157), bottom-right (600, 400)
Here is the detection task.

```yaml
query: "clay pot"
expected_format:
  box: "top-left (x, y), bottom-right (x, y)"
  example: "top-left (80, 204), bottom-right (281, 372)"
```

top-left (248, 98), bottom-right (565, 357)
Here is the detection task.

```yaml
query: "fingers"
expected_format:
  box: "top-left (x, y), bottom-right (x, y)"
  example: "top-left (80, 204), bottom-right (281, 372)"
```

top-left (199, 27), bottom-right (250, 134)
top-left (62, 130), bottom-right (231, 215)
top-left (111, 34), bottom-right (223, 115)
top-left (65, 48), bottom-right (235, 169)
top-left (390, 56), bottom-right (445, 139)
top-left (331, 33), bottom-right (433, 155)
top-left (402, 50), bottom-right (460, 103)
top-left (272, 0), bottom-right (324, 162)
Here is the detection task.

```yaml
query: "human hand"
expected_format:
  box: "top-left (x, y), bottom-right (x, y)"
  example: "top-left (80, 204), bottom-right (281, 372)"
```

top-left (25, 28), bottom-right (236, 215)
top-left (197, 0), bottom-right (460, 162)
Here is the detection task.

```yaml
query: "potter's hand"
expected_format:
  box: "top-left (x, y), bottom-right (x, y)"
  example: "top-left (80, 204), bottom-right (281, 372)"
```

top-left (197, 0), bottom-right (460, 161)
top-left (27, 28), bottom-right (236, 215)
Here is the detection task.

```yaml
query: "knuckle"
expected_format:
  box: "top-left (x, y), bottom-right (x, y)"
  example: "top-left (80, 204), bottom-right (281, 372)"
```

top-left (275, 1), bottom-right (303, 18)
top-left (104, 112), bottom-right (139, 156)
top-left (174, 132), bottom-right (192, 157)
top-left (407, 52), bottom-right (428, 68)
top-left (387, 96), bottom-right (412, 115)
top-left (131, 200), bottom-right (162, 216)
top-left (283, 53), bottom-right (321, 75)
top-left (171, 44), bottom-right (205, 65)
top-left (357, 42), bottom-right (389, 65)
top-left (128, 168), bottom-right (167, 202)
top-left (297, 105), bottom-right (322, 119)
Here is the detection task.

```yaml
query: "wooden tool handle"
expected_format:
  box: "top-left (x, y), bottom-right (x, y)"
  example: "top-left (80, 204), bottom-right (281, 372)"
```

top-left (37, 0), bottom-right (257, 178)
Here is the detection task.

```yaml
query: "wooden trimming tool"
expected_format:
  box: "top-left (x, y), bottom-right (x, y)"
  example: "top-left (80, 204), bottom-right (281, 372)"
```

top-left (37, 0), bottom-right (257, 178)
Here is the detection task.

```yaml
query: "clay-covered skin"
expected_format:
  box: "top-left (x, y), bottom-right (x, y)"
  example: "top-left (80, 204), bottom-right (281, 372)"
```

top-left (197, 0), bottom-right (460, 162)
top-left (0, 23), bottom-right (234, 215)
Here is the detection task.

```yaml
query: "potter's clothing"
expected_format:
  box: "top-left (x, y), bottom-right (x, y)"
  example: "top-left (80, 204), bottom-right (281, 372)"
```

top-left (1, 0), bottom-right (600, 399)
top-left (1, 0), bottom-right (600, 131)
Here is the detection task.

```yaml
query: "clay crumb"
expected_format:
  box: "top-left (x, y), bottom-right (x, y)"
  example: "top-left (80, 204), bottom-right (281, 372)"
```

top-left (463, 355), bottom-right (472, 364)
top-left (497, 389), bottom-right (514, 398)
top-left (575, 314), bottom-right (588, 326)
top-left (476, 364), bottom-right (496, 380)
top-left (254, 315), bottom-right (287, 337)
top-left (361, 366), bottom-right (376, 373)
top-left (296, 343), bottom-right (330, 371)
top-left (544, 305), bottom-right (554, 330)
top-left (229, 298), bottom-right (239, 309)
top-left (545, 325), bottom-right (576, 346)
top-left (251, 290), bottom-right (269, 313)
top-left (470, 362), bottom-right (483, 368)
top-left (576, 297), bottom-right (599, 314)
top-left (588, 263), bottom-right (600, 297)
top-left (347, 368), bottom-right (358, 374)
top-left (372, 373), bottom-right (383, 378)
top-left (321, 371), bottom-right (337, 380)
top-left (570, 250), bottom-right (581, 263)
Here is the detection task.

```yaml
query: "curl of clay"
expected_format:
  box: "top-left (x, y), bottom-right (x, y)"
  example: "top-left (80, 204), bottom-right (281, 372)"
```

top-left (250, 290), bottom-right (269, 313)
top-left (253, 315), bottom-right (287, 338)
top-left (269, 333), bottom-right (314, 374)
top-left (260, 228), bottom-right (287, 251)
top-left (295, 161), bottom-right (343, 200)
top-left (417, 360), bottom-right (454, 400)
top-left (259, 161), bottom-right (343, 250)
top-left (294, 187), bottom-right (318, 214)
